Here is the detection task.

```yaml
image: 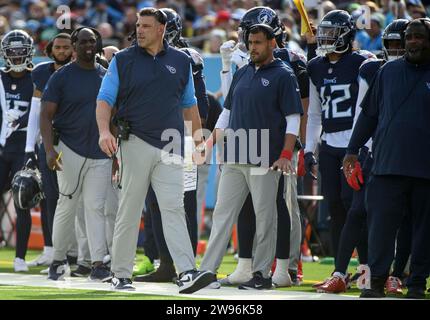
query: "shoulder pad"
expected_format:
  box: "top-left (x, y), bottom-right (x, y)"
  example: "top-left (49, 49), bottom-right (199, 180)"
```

top-left (180, 47), bottom-right (204, 68)
top-left (354, 50), bottom-right (376, 60)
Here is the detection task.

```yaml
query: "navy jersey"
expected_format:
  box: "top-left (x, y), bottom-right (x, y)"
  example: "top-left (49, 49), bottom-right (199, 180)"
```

top-left (42, 62), bottom-right (107, 160)
top-left (180, 47), bottom-right (209, 119)
top-left (224, 59), bottom-right (303, 167)
top-left (359, 58), bottom-right (384, 86)
top-left (32, 61), bottom-right (55, 93)
top-left (361, 59), bottom-right (430, 179)
top-left (274, 47), bottom-right (309, 99)
top-left (307, 50), bottom-right (374, 133)
top-left (0, 69), bottom-right (34, 153)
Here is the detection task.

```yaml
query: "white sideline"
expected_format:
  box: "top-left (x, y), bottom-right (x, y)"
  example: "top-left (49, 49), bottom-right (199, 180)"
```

top-left (0, 273), bottom-right (357, 300)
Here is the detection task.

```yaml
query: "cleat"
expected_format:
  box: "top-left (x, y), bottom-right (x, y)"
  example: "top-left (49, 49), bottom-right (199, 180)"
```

top-left (385, 276), bottom-right (403, 295)
top-left (316, 275), bottom-right (347, 294)
top-left (132, 255), bottom-right (154, 276)
top-left (14, 258), bottom-right (29, 272)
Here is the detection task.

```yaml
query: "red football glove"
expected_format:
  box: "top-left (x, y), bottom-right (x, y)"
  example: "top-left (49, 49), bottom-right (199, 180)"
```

top-left (347, 161), bottom-right (364, 191)
top-left (298, 149), bottom-right (305, 177)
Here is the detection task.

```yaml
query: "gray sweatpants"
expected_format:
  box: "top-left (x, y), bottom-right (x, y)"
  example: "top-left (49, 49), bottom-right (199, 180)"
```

top-left (104, 185), bottom-right (118, 255)
top-left (111, 135), bottom-right (195, 279)
top-left (75, 195), bottom-right (91, 268)
top-left (74, 185), bottom-right (117, 266)
top-left (200, 164), bottom-right (280, 278)
top-left (52, 141), bottom-right (110, 263)
top-left (286, 151), bottom-right (302, 270)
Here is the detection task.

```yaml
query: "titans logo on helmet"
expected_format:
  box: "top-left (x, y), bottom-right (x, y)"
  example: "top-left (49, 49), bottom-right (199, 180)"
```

top-left (257, 8), bottom-right (274, 25)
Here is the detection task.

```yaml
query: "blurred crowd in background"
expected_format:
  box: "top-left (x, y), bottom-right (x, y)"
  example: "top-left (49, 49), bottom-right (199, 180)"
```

top-left (0, 0), bottom-right (429, 58)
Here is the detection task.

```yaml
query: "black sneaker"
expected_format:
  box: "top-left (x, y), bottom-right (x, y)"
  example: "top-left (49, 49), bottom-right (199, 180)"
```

top-left (360, 277), bottom-right (386, 298)
top-left (71, 265), bottom-right (92, 277)
top-left (111, 277), bottom-right (135, 291)
top-left (238, 271), bottom-right (273, 290)
top-left (66, 255), bottom-right (78, 266)
top-left (177, 269), bottom-right (215, 294)
top-left (48, 260), bottom-right (70, 281)
top-left (134, 262), bottom-right (177, 283)
top-left (406, 287), bottom-right (425, 299)
top-left (89, 264), bottom-right (112, 282)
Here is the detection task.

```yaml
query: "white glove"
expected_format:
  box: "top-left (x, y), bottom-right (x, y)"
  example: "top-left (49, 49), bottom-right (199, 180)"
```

top-left (231, 43), bottom-right (249, 69)
top-left (5, 109), bottom-right (21, 123)
top-left (220, 40), bottom-right (236, 72)
top-left (5, 122), bottom-right (19, 138)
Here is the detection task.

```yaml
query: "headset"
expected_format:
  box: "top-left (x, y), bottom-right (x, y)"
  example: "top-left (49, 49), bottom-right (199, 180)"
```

top-left (70, 26), bottom-right (103, 54)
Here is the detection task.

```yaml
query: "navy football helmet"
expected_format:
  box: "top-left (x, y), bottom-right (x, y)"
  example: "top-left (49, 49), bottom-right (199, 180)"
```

top-left (382, 19), bottom-right (409, 61)
top-left (160, 8), bottom-right (182, 46)
top-left (316, 10), bottom-right (356, 56)
top-left (0, 29), bottom-right (34, 72)
top-left (239, 6), bottom-right (285, 49)
top-left (11, 167), bottom-right (44, 210)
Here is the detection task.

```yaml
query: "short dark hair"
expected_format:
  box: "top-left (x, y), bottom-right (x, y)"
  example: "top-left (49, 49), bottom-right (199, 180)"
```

top-left (249, 24), bottom-right (275, 41)
top-left (407, 18), bottom-right (430, 38)
top-left (138, 7), bottom-right (167, 25)
top-left (45, 33), bottom-right (72, 58)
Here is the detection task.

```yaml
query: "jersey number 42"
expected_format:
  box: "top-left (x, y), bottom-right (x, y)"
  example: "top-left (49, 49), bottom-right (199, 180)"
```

top-left (320, 84), bottom-right (352, 119)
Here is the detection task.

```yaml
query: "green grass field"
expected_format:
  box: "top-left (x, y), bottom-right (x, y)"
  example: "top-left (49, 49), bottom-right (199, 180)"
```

top-left (0, 247), bottom-right (428, 300)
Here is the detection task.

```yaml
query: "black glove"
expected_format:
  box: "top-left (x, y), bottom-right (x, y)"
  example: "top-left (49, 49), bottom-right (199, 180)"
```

top-left (304, 152), bottom-right (318, 180)
top-left (24, 152), bottom-right (38, 170)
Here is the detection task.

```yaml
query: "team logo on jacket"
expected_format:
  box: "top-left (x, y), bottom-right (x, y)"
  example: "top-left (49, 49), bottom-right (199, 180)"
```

top-left (166, 65), bottom-right (176, 74)
top-left (261, 78), bottom-right (270, 87)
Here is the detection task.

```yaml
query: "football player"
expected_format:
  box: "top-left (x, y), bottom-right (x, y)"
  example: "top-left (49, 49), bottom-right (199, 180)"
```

top-left (0, 30), bottom-right (36, 272)
top-left (313, 19), bottom-right (410, 294)
top-left (304, 10), bottom-right (375, 268)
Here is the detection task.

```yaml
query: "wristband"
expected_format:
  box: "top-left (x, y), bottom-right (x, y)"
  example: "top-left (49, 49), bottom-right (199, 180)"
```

top-left (280, 149), bottom-right (293, 161)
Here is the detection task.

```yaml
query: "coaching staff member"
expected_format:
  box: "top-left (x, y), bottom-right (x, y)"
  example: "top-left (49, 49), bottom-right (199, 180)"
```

top-left (96, 7), bottom-right (214, 293)
top-left (200, 24), bottom-right (303, 290)
top-left (343, 18), bottom-right (430, 299)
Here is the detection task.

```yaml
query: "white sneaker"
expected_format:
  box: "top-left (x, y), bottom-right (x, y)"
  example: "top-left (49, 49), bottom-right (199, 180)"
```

top-left (272, 271), bottom-right (292, 288)
top-left (205, 281), bottom-right (221, 289)
top-left (27, 247), bottom-right (54, 267)
top-left (40, 267), bottom-right (49, 274)
top-left (14, 258), bottom-right (29, 272)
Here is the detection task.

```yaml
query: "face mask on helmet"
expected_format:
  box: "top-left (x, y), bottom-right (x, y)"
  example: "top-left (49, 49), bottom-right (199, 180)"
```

top-left (165, 29), bottom-right (179, 45)
top-left (1, 31), bottom-right (34, 73)
top-left (316, 24), bottom-right (351, 57)
top-left (11, 168), bottom-right (44, 210)
top-left (383, 36), bottom-right (405, 61)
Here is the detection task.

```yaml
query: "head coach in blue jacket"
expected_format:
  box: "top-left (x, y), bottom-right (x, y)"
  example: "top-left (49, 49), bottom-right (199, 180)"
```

top-left (96, 7), bottom-right (214, 293)
top-left (344, 18), bottom-right (430, 299)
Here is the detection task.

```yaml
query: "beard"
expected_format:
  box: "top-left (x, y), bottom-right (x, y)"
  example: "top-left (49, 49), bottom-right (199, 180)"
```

top-left (53, 54), bottom-right (72, 66)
